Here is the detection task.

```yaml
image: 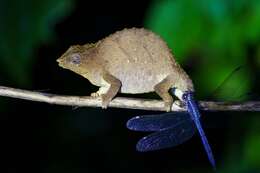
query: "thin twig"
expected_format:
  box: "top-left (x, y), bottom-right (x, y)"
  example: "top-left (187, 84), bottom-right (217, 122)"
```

top-left (0, 86), bottom-right (259, 111)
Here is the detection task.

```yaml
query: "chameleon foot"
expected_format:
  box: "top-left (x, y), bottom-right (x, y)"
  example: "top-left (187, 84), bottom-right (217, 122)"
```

top-left (91, 92), bottom-right (100, 98)
top-left (174, 100), bottom-right (184, 108)
top-left (164, 101), bottom-right (173, 112)
top-left (101, 94), bottom-right (112, 109)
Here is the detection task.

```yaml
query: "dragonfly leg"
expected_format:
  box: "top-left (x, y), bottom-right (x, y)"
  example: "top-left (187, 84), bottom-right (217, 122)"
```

top-left (154, 76), bottom-right (175, 112)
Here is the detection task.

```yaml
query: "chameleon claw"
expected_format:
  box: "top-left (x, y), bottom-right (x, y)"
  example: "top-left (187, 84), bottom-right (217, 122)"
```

top-left (164, 102), bottom-right (173, 112)
top-left (101, 94), bottom-right (111, 109)
top-left (91, 92), bottom-right (100, 98)
top-left (174, 100), bottom-right (184, 108)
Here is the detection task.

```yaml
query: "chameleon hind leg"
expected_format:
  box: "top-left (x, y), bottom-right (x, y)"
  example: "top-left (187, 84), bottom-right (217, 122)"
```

top-left (154, 75), bottom-right (176, 112)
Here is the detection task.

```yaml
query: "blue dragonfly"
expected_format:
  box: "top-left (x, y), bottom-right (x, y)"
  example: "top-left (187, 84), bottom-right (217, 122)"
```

top-left (127, 89), bottom-right (216, 171)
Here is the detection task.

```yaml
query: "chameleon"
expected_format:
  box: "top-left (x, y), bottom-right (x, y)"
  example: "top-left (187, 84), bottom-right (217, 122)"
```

top-left (57, 28), bottom-right (194, 111)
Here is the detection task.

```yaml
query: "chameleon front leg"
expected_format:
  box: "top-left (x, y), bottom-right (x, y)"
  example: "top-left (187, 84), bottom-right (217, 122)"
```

top-left (92, 71), bottom-right (121, 109)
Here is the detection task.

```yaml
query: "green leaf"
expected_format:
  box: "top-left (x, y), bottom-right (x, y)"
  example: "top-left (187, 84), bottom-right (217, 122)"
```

top-left (0, 0), bottom-right (74, 86)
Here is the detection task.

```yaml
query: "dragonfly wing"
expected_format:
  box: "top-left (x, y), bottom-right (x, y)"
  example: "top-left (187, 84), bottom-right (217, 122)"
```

top-left (127, 112), bottom-right (190, 132)
top-left (136, 120), bottom-right (196, 152)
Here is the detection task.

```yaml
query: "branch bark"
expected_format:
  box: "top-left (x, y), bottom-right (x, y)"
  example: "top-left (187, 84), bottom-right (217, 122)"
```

top-left (0, 86), bottom-right (259, 111)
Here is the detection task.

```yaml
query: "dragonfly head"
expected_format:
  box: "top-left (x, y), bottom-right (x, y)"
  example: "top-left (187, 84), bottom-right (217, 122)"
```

top-left (170, 88), bottom-right (195, 103)
top-left (182, 91), bottom-right (195, 102)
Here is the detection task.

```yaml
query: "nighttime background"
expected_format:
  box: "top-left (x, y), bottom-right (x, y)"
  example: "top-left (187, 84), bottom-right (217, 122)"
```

top-left (1, 0), bottom-right (260, 173)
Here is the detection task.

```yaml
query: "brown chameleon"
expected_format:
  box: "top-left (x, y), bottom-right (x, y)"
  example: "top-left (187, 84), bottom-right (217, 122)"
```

top-left (57, 28), bottom-right (194, 111)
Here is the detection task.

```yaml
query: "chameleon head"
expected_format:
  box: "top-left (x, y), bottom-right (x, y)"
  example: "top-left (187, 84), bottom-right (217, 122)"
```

top-left (56, 45), bottom-right (88, 75)
top-left (57, 43), bottom-right (99, 74)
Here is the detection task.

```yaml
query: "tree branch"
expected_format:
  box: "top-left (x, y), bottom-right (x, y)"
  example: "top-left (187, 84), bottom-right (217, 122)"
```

top-left (0, 86), bottom-right (259, 111)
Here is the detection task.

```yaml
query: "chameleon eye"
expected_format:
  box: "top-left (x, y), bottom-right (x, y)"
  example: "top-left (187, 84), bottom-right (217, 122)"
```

top-left (70, 54), bottom-right (81, 65)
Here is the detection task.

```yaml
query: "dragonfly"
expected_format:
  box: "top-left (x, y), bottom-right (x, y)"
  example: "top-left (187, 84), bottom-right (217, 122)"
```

top-left (126, 89), bottom-right (216, 171)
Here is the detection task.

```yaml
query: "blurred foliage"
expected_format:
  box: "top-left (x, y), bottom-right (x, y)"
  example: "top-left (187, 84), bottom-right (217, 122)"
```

top-left (209, 66), bottom-right (252, 101)
top-left (0, 0), bottom-right (73, 86)
top-left (257, 47), bottom-right (260, 67)
top-left (145, 0), bottom-right (260, 99)
top-left (145, 0), bottom-right (260, 172)
top-left (243, 117), bottom-right (260, 170)
top-left (221, 115), bottom-right (260, 173)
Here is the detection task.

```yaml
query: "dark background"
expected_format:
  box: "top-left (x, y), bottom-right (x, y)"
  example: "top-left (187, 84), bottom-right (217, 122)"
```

top-left (1, 0), bottom-right (260, 173)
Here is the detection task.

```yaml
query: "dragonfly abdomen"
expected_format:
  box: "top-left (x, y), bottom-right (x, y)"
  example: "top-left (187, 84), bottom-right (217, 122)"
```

top-left (184, 92), bottom-right (217, 171)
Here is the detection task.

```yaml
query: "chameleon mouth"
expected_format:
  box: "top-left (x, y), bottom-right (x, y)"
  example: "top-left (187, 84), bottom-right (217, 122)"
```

top-left (56, 59), bottom-right (61, 64)
top-left (56, 58), bottom-right (65, 67)
top-left (169, 88), bottom-right (184, 101)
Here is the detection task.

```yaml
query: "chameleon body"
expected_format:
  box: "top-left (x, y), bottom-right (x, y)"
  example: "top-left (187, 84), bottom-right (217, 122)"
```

top-left (57, 28), bottom-right (194, 111)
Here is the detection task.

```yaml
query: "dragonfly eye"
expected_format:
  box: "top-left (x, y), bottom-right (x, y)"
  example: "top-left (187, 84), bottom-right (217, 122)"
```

top-left (183, 91), bottom-right (194, 101)
top-left (182, 93), bottom-right (188, 101)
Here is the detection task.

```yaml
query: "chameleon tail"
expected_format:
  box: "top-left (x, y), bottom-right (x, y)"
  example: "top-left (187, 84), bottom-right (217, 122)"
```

top-left (185, 92), bottom-right (217, 171)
